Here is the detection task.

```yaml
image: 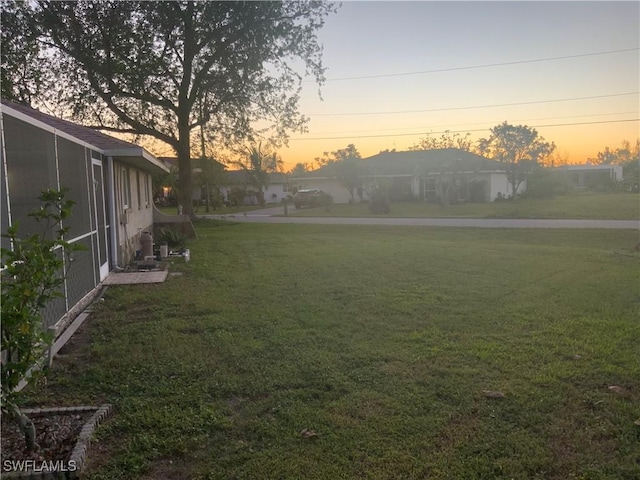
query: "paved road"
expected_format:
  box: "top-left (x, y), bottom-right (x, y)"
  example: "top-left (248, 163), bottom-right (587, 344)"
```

top-left (199, 206), bottom-right (639, 229)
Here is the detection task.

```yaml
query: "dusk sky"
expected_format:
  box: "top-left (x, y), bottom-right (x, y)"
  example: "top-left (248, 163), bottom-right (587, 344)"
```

top-left (278, 1), bottom-right (639, 169)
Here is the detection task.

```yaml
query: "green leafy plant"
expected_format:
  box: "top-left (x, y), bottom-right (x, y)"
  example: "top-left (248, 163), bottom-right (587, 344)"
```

top-left (1, 188), bottom-right (79, 452)
top-left (159, 228), bottom-right (188, 250)
top-left (369, 185), bottom-right (391, 214)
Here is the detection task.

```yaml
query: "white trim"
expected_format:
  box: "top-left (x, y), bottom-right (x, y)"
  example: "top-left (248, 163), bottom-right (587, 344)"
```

top-left (52, 132), bottom-right (71, 312)
top-left (106, 156), bottom-right (120, 269)
top-left (87, 150), bottom-right (98, 285)
top-left (120, 166), bottom-right (130, 210)
top-left (0, 108), bottom-right (12, 235)
top-left (67, 230), bottom-right (98, 244)
top-left (91, 159), bottom-right (109, 281)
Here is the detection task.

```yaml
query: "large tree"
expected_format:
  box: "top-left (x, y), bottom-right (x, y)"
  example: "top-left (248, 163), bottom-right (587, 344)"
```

top-left (8, 1), bottom-right (336, 216)
top-left (289, 162), bottom-right (312, 176)
top-left (587, 139), bottom-right (639, 165)
top-left (479, 122), bottom-right (555, 197)
top-left (409, 130), bottom-right (473, 152)
top-left (588, 139), bottom-right (640, 191)
top-left (0, 1), bottom-right (47, 104)
top-left (316, 144), bottom-right (366, 202)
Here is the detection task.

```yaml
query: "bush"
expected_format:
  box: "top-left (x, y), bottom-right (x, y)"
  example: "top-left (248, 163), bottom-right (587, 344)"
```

top-left (1, 189), bottom-right (81, 451)
top-left (226, 187), bottom-right (246, 207)
top-left (524, 168), bottom-right (568, 198)
top-left (159, 228), bottom-right (188, 250)
top-left (369, 187), bottom-right (391, 214)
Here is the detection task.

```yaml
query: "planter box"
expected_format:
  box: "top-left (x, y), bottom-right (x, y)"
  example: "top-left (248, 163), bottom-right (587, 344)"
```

top-left (2, 404), bottom-right (112, 479)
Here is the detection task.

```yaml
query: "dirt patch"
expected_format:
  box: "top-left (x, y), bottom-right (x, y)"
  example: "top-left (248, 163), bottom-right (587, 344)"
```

top-left (1, 405), bottom-right (112, 478)
top-left (138, 458), bottom-right (194, 480)
top-left (1, 411), bottom-right (92, 472)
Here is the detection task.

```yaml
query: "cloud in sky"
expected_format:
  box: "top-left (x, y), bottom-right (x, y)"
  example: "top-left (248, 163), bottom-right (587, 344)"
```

top-left (280, 1), bottom-right (639, 167)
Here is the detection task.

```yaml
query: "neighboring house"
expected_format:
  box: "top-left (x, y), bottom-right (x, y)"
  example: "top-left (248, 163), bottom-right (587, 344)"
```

top-left (291, 149), bottom-right (522, 203)
top-left (1, 100), bottom-right (169, 332)
top-left (220, 170), bottom-right (289, 205)
top-left (157, 156), bottom-right (226, 205)
top-left (552, 164), bottom-right (623, 189)
top-left (156, 157), bottom-right (289, 206)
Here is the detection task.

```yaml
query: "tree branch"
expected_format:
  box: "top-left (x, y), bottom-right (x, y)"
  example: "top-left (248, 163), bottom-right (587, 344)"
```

top-left (83, 125), bottom-right (140, 134)
top-left (86, 74), bottom-right (178, 148)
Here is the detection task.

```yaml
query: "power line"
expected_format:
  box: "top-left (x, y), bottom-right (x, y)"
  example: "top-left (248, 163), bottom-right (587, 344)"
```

top-left (308, 92), bottom-right (639, 117)
top-left (290, 118), bottom-right (640, 141)
top-left (305, 110), bottom-right (640, 136)
top-left (316, 48), bottom-right (640, 82)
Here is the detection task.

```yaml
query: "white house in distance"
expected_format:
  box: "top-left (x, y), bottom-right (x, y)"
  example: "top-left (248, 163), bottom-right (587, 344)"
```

top-left (220, 169), bottom-right (289, 205)
top-left (552, 164), bottom-right (623, 189)
top-left (158, 157), bottom-right (290, 206)
top-left (1, 100), bottom-right (169, 334)
top-left (290, 149), bottom-right (523, 203)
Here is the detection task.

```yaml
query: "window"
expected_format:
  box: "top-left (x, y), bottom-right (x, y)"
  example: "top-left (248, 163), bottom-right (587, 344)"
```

top-left (136, 171), bottom-right (142, 209)
top-left (143, 173), bottom-right (150, 207)
top-left (121, 167), bottom-right (130, 211)
top-left (138, 172), bottom-right (150, 208)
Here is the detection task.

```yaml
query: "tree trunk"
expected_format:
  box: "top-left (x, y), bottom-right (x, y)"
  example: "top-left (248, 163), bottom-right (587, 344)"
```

top-left (10, 405), bottom-right (38, 453)
top-left (177, 124), bottom-right (193, 217)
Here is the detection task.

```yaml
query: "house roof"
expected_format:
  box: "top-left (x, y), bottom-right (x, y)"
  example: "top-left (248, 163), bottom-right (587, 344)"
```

top-left (158, 158), bottom-right (287, 185)
top-left (224, 169), bottom-right (288, 185)
top-left (1, 100), bottom-right (168, 174)
top-left (292, 148), bottom-right (503, 179)
top-left (158, 156), bottom-right (226, 171)
top-left (553, 164), bottom-right (622, 172)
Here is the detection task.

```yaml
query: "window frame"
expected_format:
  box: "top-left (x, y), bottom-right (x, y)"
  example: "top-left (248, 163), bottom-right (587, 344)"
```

top-left (121, 167), bottom-right (131, 211)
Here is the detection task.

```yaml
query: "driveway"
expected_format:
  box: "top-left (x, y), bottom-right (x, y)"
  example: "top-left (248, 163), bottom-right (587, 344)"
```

top-left (199, 207), bottom-right (639, 229)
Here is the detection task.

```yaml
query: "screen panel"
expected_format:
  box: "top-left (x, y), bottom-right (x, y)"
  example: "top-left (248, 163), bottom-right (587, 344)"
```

top-left (3, 116), bottom-right (57, 238)
top-left (57, 137), bottom-right (92, 239)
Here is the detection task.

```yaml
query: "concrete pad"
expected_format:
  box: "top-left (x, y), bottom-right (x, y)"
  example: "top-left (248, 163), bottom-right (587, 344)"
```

top-left (102, 270), bottom-right (168, 285)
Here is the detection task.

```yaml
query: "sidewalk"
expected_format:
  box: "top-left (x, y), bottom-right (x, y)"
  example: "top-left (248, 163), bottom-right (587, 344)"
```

top-left (199, 207), bottom-right (639, 229)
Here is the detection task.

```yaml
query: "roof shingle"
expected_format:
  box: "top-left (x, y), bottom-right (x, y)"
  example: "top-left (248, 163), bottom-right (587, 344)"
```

top-left (1, 100), bottom-right (141, 151)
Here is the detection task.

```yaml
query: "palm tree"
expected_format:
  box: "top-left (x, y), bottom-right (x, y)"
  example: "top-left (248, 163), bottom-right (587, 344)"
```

top-left (195, 157), bottom-right (225, 212)
top-left (233, 143), bottom-right (282, 205)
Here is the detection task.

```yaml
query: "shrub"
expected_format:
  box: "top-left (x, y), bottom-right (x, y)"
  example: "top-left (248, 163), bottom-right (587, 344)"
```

top-left (369, 187), bottom-right (391, 214)
top-left (525, 168), bottom-right (570, 198)
top-left (1, 189), bottom-right (81, 452)
top-left (159, 228), bottom-right (188, 250)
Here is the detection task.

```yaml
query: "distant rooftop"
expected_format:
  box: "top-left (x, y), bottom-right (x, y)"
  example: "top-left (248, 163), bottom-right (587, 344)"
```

top-left (292, 148), bottom-right (503, 178)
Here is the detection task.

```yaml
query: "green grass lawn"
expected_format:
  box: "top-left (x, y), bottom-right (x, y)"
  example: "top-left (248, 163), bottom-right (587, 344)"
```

top-left (291, 192), bottom-right (640, 220)
top-left (156, 204), bottom-right (268, 216)
top-left (26, 221), bottom-right (640, 479)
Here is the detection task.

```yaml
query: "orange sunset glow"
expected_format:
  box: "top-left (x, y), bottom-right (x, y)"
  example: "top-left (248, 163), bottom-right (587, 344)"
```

top-left (268, 2), bottom-right (640, 170)
top-left (274, 1), bottom-right (639, 170)
top-left (140, 1), bottom-right (638, 170)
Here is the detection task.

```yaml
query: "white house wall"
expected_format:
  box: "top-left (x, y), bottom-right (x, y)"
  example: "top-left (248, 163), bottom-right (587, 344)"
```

top-left (489, 173), bottom-right (527, 200)
top-left (292, 171), bottom-right (525, 204)
top-left (263, 183), bottom-right (287, 204)
top-left (292, 178), bottom-right (354, 204)
top-left (114, 160), bottom-right (155, 264)
top-left (411, 177), bottom-right (421, 198)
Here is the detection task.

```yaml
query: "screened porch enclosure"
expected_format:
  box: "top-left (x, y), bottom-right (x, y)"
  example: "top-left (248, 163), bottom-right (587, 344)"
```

top-left (1, 114), bottom-right (110, 329)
